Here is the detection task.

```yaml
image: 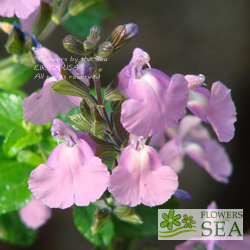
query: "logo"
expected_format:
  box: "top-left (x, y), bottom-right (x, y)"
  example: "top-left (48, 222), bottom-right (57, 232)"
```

top-left (158, 209), bottom-right (243, 240)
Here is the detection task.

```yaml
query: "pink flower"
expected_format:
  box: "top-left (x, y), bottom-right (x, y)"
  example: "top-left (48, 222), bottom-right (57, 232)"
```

top-left (108, 135), bottom-right (178, 207)
top-left (28, 119), bottom-right (109, 209)
top-left (22, 47), bottom-right (89, 125)
top-left (118, 48), bottom-right (189, 137)
top-left (0, 0), bottom-right (41, 19)
top-left (19, 198), bottom-right (51, 229)
top-left (22, 77), bottom-right (80, 125)
top-left (186, 74), bottom-right (237, 142)
top-left (159, 115), bottom-right (233, 183)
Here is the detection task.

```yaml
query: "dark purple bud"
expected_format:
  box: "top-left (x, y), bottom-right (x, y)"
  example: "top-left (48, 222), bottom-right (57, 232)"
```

top-left (75, 61), bottom-right (94, 78)
top-left (124, 23), bottom-right (139, 40)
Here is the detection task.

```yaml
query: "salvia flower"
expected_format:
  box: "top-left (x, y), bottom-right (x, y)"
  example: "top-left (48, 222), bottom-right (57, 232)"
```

top-left (118, 48), bottom-right (189, 137)
top-left (108, 134), bottom-right (178, 207)
top-left (28, 119), bottom-right (110, 209)
top-left (19, 197), bottom-right (51, 229)
top-left (22, 77), bottom-right (80, 125)
top-left (0, 0), bottom-right (40, 19)
top-left (159, 115), bottom-right (233, 183)
top-left (22, 47), bottom-right (89, 125)
top-left (186, 74), bottom-right (237, 142)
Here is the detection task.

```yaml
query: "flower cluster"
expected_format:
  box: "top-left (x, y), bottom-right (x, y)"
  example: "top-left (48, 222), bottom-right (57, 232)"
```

top-left (1, 18), bottom-right (235, 234)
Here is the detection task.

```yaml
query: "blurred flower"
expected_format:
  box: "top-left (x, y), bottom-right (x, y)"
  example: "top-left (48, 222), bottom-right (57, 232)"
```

top-left (0, 0), bottom-right (41, 19)
top-left (28, 119), bottom-right (109, 209)
top-left (186, 74), bottom-right (237, 142)
top-left (108, 134), bottom-right (178, 207)
top-left (19, 197), bottom-right (51, 229)
top-left (158, 115), bottom-right (233, 183)
top-left (118, 48), bottom-right (189, 137)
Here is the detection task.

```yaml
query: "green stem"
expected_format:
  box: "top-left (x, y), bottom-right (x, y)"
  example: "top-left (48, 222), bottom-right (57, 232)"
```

top-left (37, 142), bottom-right (47, 163)
top-left (38, 0), bottom-right (70, 41)
top-left (93, 74), bottom-right (121, 148)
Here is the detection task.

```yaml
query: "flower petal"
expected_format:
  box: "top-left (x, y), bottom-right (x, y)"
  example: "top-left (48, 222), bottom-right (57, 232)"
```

top-left (188, 82), bottom-right (236, 142)
top-left (19, 198), bottom-right (51, 229)
top-left (206, 81), bottom-right (237, 142)
top-left (0, 0), bottom-right (40, 19)
top-left (22, 77), bottom-right (79, 125)
top-left (108, 145), bottom-right (178, 207)
top-left (34, 47), bottom-right (64, 81)
top-left (159, 139), bottom-right (184, 173)
top-left (29, 140), bottom-right (109, 209)
top-left (185, 139), bottom-right (233, 183)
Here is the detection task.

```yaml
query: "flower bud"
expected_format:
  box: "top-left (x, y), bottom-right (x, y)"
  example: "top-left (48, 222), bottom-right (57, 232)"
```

top-left (90, 208), bottom-right (111, 235)
top-left (74, 60), bottom-right (95, 78)
top-left (88, 25), bottom-right (100, 43)
top-left (95, 23), bottom-right (138, 60)
top-left (95, 41), bottom-right (114, 59)
top-left (5, 23), bottom-right (25, 54)
top-left (62, 35), bottom-right (88, 55)
top-left (108, 23), bottom-right (138, 50)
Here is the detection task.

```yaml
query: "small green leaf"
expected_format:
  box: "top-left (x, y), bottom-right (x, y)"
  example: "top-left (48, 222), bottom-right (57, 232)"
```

top-left (74, 204), bottom-right (114, 247)
top-left (0, 63), bottom-right (34, 91)
top-left (114, 205), bottom-right (143, 225)
top-left (0, 211), bottom-right (37, 246)
top-left (52, 79), bottom-right (89, 98)
top-left (0, 92), bottom-right (23, 136)
top-left (113, 197), bottom-right (179, 238)
top-left (17, 150), bottom-right (44, 166)
top-left (0, 161), bottom-right (34, 215)
top-left (63, 1), bottom-right (114, 39)
top-left (3, 127), bottom-right (42, 157)
top-left (91, 208), bottom-right (111, 235)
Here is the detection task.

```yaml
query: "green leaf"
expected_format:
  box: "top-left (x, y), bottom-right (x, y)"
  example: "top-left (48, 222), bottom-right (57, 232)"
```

top-left (113, 197), bottom-right (179, 238)
top-left (63, 1), bottom-right (114, 39)
top-left (17, 150), bottom-right (44, 166)
top-left (3, 127), bottom-right (42, 157)
top-left (0, 211), bottom-right (37, 246)
top-left (0, 92), bottom-right (23, 135)
top-left (74, 204), bottom-right (114, 247)
top-left (0, 161), bottom-right (34, 215)
top-left (0, 63), bottom-right (34, 91)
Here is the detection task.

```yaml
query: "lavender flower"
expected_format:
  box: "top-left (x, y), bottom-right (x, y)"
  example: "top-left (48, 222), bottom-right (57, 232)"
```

top-left (186, 74), bottom-right (237, 142)
top-left (158, 115), bottom-right (233, 183)
top-left (108, 134), bottom-right (178, 207)
top-left (28, 119), bottom-right (109, 209)
top-left (118, 48), bottom-right (189, 137)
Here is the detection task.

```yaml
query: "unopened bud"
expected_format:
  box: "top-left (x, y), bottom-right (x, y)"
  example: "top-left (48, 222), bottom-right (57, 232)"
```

top-left (62, 35), bottom-right (88, 55)
top-left (87, 25), bottom-right (100, 45)
top-left (74, 60), bottom-right (95, 78)
top-left (91, 208), bottom-right (111, 235)
top-left (5, 24), bottom-right (25, 54)
top-left (95, 41), bottom-right (114, 59)
top-left (108, 23), bottom-right (138, 50)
